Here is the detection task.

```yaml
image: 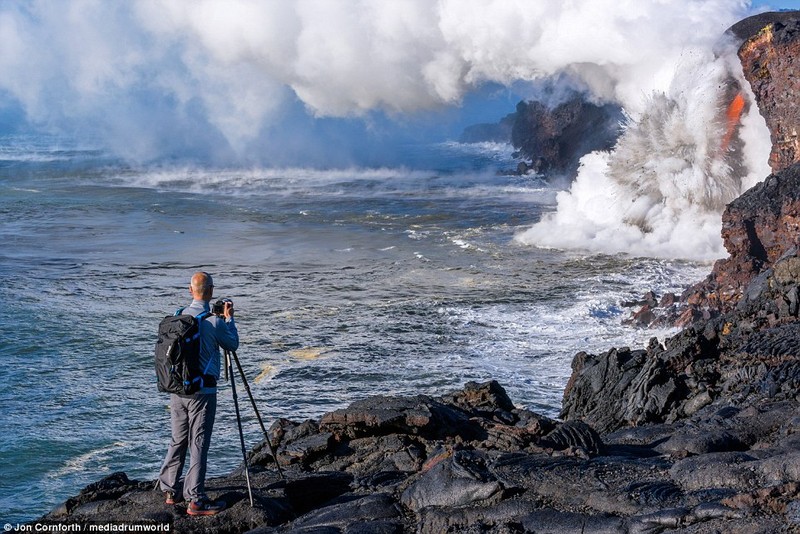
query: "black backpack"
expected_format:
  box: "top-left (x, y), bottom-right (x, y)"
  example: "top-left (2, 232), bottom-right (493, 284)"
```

top-left (155, 309), bottom-right (216, 395)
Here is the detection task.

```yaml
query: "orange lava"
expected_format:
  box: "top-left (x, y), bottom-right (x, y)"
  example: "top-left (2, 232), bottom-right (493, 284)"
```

top-left (721, 92), bottom-right (746, 152)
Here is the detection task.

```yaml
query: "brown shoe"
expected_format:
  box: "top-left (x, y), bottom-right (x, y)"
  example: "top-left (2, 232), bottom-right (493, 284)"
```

top-left (187, 498), bottom-right (226, 516)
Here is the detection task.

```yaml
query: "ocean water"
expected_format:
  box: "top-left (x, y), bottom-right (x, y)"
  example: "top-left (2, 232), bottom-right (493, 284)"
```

top-left (0, 134), bottom-right (708, 523)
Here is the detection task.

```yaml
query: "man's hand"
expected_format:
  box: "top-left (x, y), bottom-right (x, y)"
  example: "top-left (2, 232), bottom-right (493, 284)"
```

top-left (224, 300), bottom-right (234, 320)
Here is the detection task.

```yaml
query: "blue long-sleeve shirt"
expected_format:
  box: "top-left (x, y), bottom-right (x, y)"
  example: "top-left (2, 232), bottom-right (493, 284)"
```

top-left (180, 299), bottom-right (239, 394)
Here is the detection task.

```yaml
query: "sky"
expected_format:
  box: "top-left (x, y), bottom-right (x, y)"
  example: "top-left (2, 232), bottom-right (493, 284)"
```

top-left (755, 0), bottom-right (800, 8)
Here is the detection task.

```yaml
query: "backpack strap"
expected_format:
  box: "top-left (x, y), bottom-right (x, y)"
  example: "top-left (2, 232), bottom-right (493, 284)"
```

top-left (195, 310), bottom-right (215, 378)
top-left (174, 307), bottom-right (210, 320)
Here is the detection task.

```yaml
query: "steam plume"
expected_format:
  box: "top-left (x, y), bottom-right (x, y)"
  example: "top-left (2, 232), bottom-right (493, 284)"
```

top-left (0, 1), bottom-right (753, 158)
top-left (0, 1), bottom-right (772, 259)
top-left (515, 36), bottom-right (772, 261)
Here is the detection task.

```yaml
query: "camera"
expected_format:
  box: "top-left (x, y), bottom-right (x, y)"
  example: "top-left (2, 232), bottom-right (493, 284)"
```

top-left (212, 298), bottom-right (233, 316)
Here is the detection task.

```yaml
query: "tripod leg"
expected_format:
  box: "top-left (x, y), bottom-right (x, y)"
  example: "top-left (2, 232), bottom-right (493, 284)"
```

top-left (228, 352), bottom-right (254, 506)
top-left (224, 350), bottom-right (229, 382)
top-left (231, 351), bottom-right (285, 480)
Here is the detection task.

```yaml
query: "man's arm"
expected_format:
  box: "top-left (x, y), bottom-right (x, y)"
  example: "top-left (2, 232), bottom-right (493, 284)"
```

top-left (216, 318), bottom-right (239, 352)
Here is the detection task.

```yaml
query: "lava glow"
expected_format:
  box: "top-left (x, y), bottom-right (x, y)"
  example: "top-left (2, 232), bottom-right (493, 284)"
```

top-left (721, 92), bottom-right (746, 152)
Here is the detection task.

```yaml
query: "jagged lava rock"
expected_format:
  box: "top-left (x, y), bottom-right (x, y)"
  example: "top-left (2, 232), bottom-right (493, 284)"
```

top-left (510, 96), bottom-right (623, 177)
top-left (687, 164), bottom-right (800, 315)
top-left (563, 248), bottom-right (800, 435)
top-left (36, 377), bottom-right (800, 533)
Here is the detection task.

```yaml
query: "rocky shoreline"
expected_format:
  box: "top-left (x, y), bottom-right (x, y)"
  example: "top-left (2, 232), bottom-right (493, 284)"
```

top-left (35, 214), bottom-right (800, 534)
top-left (36, 11), bottom-right (800, 534)
top-left (35, 354), bottom-right (800, 533)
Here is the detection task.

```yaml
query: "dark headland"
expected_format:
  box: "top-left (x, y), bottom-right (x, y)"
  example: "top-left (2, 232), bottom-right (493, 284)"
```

top-left (37, 12), bottom-right (800, 534)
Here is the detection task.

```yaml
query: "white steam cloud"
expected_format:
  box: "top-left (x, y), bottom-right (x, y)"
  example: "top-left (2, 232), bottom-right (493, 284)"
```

top-left (516, 45), bottom-right (772, 261)
top-left (0, 1), bottom-right (754, 151)
top-left (0, 0), bottom-right (773, 260)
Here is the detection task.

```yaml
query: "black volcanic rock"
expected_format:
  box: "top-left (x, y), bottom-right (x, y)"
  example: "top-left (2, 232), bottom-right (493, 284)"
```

top-left (510, 97), bottom-right (623, 177)
top-left (38, 375), bottom-right (800, 532)
top-left (460, 94), bottom-right (623, 177)
top-left (563, 248), bottom-right (800, 435)
top-left (726, 10), bottom-right (800, 43)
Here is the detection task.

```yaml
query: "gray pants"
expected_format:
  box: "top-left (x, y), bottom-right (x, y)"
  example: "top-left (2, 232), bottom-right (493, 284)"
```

top-left (158, 393), bottom-right (217, 502)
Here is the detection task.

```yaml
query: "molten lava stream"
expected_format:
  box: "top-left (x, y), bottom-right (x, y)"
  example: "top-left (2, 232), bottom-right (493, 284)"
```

top-left (720, 92), bottom-right (746, 153)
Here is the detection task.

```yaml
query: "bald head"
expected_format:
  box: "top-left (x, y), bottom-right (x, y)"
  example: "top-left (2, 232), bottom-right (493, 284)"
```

top-left (190, 271), bottom-right (214, 300)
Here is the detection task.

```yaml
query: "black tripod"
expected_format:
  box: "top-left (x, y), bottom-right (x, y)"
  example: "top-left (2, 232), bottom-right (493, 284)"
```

top-left (225, 349), bottom-right (284, 508)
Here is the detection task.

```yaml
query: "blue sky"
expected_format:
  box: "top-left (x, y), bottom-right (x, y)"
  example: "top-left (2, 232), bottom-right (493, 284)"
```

top-left (755, 0), bottom-right (800, 8)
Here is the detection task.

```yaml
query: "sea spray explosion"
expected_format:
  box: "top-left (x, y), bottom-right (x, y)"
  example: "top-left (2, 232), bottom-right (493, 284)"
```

top-left (517, 49), bottom-right (772, 260)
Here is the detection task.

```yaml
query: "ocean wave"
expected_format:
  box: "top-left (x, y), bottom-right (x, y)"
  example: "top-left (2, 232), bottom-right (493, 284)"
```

top-left (449, 257), bottom-right (708, 411)
top-left (99, 165), bottom-right (552, 205)
top-left (106, 166), bottom-right (434, 193)
top-left (436, 140), bottom-right (516, 157)
top-left (47, 442), bottom-right (127, 479)
top-left (0, 135), bottom-right (105, 164)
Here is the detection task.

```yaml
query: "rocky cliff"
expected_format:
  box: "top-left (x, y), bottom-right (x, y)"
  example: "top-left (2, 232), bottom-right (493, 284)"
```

top-left (509, 97), bottom-right (623, 177)
top-left (650, 11), bottom-right (800, 322)
top-left (738, 16), bottom-right (800, 174)
top-left (461, 95), bottom-right (623, 177)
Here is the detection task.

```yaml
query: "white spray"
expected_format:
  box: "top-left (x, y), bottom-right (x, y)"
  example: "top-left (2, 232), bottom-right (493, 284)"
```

top-left (515, 40), bottom-right (772, 261)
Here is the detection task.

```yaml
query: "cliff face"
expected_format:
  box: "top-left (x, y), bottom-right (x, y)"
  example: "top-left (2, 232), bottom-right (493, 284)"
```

top-left (738, 17), bottom-right (800, 173)
top-left (510, 97), bottom-right (622, 177)
top-left (679, 12), bottom-right (800, 316)
top-left (715, 168), bottom-right (800, 290)
top-left (460, 95), bottom-right (623, 177)
top-left (563, 10), bottom-right (800, 442)
top-left (685, 165), bottom-right (800, 315)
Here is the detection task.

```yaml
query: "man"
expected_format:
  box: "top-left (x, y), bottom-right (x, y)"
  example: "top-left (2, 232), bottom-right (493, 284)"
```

top-left (158, 271), bottom-right (239, 516)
